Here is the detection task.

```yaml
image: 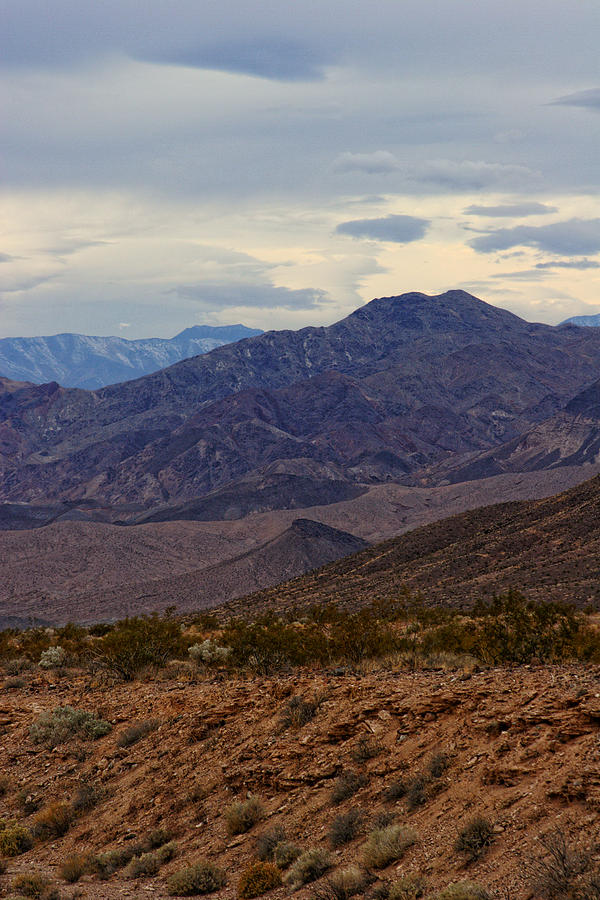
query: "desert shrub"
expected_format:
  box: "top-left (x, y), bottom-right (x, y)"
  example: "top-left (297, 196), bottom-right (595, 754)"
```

top-left (373, 810), bottom-right (396, 829)
top-left (256, 825), bottom-right (286, 861)
top-left (32, 802), bottom-right (73, 839)
top-left (284, 848), bottom-right (331, 890)
top-left (455, 818), bottom-right (494, 863)
top-left (116, 719), bottom-right (159, 748)
top-left (71, 778), bottom-right (104, 814)
top-left (125, 842), bottom-right (177, 878)
top-left (91, 613), bottom-right (185, 680)
top-left (143, 827), bottom-right (173, 850)
top-left (167, 860), bottom-right (227, 895)
top-left (313, 866), bottom-right (369, 900)
top-left (224, 796), bottom-right (265, 835)
top-left (0, 820), bottom-right (33, 856)
top-left (280, 695), bottom-right (321, 729)
top-left (528, 829), bottom-right (600, 899)
top-left (10, 872), bottom-right (55, 899)
top-left (331, 771), bottom-right (367, 805)
top-left (238, 861), bottom-right (282, 898)
top-left (405, 776), bottom-right (429, 812)
top-left (188, 640), bottom-right (231, 666)
top-left (351, 736), bottom-right (382, 764)
top-left (11, 873), bottom-right (61, 899)
top-left (428, 752), bottom-right (452, 779)
top-left (59, 853), bottom-right (88, 883)
top-left (328, 807), bottom-right (364, 847)
top-left (39, 646), bottom-right (67, 669)
top-left (0, 774), bottom-right (10, 796)
top-left (383, 778), bottom-right (407, 802)
top-left (88, 847), bottom-right (136, 879)
top-left (4, 657), bottom-right (32, 676)
top-left (29, 706), bottom-right (111, 748)
top-left (362, 824), bottom-right (417, 869)
top-left (4, 676), bottom-right (27, 690)
top-left (434, 882), bottom-right (490, 900)
top-left (274, 841), bottom-right (301, 869)
top-left (388, 875), bottom-right (427, 900)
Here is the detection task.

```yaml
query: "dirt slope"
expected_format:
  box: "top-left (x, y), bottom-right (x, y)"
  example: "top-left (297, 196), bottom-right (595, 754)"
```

top-left (1, 665), bottom-right (599, 899)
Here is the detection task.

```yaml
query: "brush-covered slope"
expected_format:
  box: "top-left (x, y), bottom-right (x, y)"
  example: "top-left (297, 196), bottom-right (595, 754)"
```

top-left (4, 290), bottom-right (600, 507)
top-left (1, 665), bottom-right (600, 899)
top-left (0, 324), bottom-right (262, 389)
top-left (228, 472), bottom-right (600, 617)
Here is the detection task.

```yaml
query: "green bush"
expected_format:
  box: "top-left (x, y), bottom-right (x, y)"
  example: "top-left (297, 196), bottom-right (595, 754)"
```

top-left (362, 824), bottom-right (417, 869)
top-left (455, 818), bottom-right (494, 863)
top-left (0, 820), bottom-right (33, 856)
top-left (125, 842), bottom-right (177, 877)
top-left (224, 796), bottom-right (265, 835)
top-left (29, 706), bottom-right (111, 748)
top-left (167, 860), bottom-right (227, 896)
top-left (435, 882), bottom-right (490, 900)
top-left (91, 613), bottom-right (185, 680)
top-left (237, 861), bottom-right (281, 898)
top-left (284, 847), bottom-right (331, 890)
top-left (88, 846), bottom-right (136, 879)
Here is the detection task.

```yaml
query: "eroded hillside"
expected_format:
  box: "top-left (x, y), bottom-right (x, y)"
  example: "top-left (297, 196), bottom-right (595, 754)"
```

top-left (1, 662), bottom-right (600, 899)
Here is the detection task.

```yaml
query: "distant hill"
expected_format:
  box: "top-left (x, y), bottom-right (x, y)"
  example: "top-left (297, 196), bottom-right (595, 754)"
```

top-left (561, 313), bottom-right (600, 327)
top-left (0, 324), bottom-right (263, 389)
top-left (225, 472), bottom-right (600, 618)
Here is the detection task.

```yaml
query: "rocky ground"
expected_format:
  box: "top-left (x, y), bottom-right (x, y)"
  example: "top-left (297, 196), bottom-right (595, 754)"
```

top-left (1, 662), bottom-right (600, 898)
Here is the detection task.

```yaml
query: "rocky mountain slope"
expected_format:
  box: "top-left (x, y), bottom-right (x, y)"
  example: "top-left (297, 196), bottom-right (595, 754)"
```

top-left (3, 290), bottom-right (600, 509)
top-left (1, 662), bottom-right (599, 899)
top-left (0, 324), bottom-right (262, 389)
top-left (227, 471), bottom-right (600, 619)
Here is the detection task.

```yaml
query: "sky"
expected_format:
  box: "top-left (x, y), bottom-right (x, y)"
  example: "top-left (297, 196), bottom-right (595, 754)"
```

top-left (1, 1), bottom-right (600, 338)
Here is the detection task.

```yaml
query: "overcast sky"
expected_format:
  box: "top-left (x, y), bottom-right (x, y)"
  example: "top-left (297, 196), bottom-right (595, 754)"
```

top-left (1, 0), bottom-right (599, 338)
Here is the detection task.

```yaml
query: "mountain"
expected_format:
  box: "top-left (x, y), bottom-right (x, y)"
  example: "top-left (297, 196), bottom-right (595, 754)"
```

top-left (0, 324), bottom-right (263, 389)
top-left (226, 471), bottom-right (600, 619)
top-left (427, 375), bottom-right (600, 484)
top-left (561, 313), bottom-right (600, 327)
top-left (4, 290), bottom-right (600, 510)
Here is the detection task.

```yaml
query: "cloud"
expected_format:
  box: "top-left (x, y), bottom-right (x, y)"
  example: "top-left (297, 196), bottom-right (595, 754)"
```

top-left (409, 159), bottom-right (539, 191)
top-left (335, 215), bottom-right (429, 243)
top-left (469, 219), bottom-right (600, 255)
top-left (333, 151), bottom-right (400, 175)
top-left (535, 258), bottom-right (600, 270)
top-left (464, 202), bottom-right (557, 217)
top-left (0, 253), bottom-right (16, 263)
top-left (552, 88), bottom-right (600, 112)
top-left (171, 282), bottom-right (329, 310)
top-left (144, 38), bottom-right (326, 82)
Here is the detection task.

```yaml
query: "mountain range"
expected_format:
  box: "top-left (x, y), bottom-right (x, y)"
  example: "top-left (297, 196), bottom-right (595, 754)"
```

top-left (561, 313), bottom-right (600, 327)
top-left (4, 288), bottom-right (600, 622)
top-left (0, 324), bottom-right (262, 389)
top-left (3, 290), bottom-right (600, 510)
